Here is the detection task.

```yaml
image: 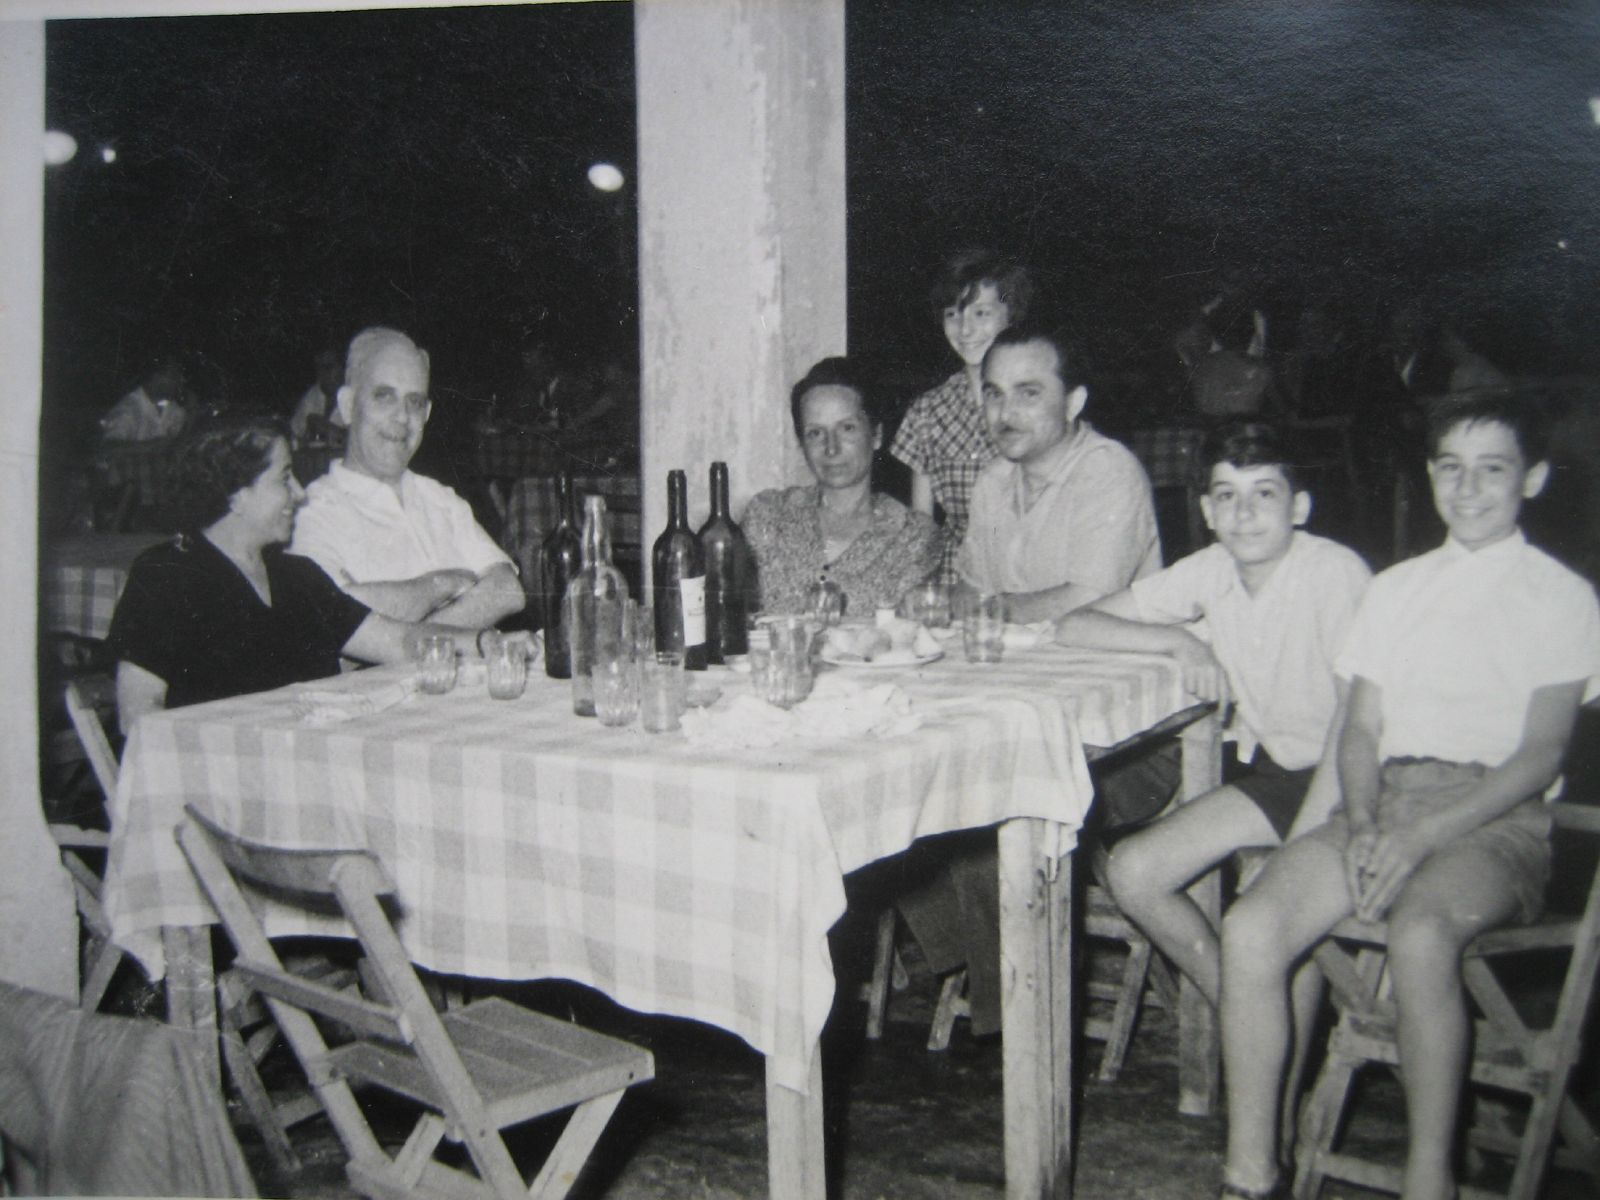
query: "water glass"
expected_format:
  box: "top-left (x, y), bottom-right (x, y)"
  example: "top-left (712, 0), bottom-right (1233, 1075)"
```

top-left (640, 651), bottom-right (686, 733)
top-left (593, 652), bottom-right (639, 727)
top-left (485, 636), bottom-right (528, 700)
top-left (963, 593), bottom-right (1006, 664)
top-left (416, 633), bottom-right (458, 694)
top-left (806, 577), bottom-right (846, 627)
top-left (908, 579), bottom-right (952, 629)
top-left (764, 617), bottom-right (814, 708)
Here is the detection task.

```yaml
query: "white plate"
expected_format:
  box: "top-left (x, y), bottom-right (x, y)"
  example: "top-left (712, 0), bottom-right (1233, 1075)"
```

top-left (818, 647), bottom-right (944, 669)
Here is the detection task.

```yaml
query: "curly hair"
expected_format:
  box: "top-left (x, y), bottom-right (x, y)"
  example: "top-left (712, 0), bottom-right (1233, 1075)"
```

top-left (928, 248), bottom-right (1034, 326)
top-left (171, 415), bottom-right (289, 530)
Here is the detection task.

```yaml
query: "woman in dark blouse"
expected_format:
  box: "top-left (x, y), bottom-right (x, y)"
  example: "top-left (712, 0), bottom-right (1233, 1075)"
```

top-left (108, 416), bottom-right (468, 728)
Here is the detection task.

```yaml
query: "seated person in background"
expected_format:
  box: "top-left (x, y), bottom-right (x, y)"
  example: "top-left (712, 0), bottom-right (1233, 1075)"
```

top-left (1055, 421), bottom-right (1371, 1016)
top-left (108, 416), bottom-right (513, 732)
top-left (1218, 392), bottom-right (1600, 1200)
top-left (744, 356), bottom-right (944, 616)
top-left (101, 359), bottom-right (189, 443)
top-left (288, 348), bottom-right (346, 444)
top-left (955, 322), bottom-right (1161, 623)
top-left (289, 327), bottom-right (524, 629)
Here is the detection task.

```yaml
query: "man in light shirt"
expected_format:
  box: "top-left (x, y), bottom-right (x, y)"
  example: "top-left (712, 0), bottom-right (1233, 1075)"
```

top-left (954, 323), bottom-right (1161, 623)
top-left (289, 327), bottom-right (523, 630)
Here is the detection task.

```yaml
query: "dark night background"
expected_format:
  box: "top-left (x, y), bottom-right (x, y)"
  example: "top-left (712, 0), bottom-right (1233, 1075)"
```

top-left (42, 1), bottom-right (1600, 460)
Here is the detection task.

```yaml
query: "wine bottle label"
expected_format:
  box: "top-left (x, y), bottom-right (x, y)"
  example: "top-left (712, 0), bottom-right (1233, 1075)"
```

top-left (679, 574), bottom-right (707, 647)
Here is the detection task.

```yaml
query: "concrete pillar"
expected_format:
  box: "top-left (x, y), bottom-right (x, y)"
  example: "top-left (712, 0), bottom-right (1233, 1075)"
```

top-left (0, 18), bottom-right (80, 999)
top-left (634, 0), bottom-right (846, 558)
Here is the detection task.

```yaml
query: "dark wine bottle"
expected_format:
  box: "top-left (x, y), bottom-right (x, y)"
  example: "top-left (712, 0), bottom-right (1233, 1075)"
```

top-left (697, 461), bottom-right (749, 663)
top-left (537, 473), bottom-right (582, 679)
top-left (652, 469), bottom-right (708, 670)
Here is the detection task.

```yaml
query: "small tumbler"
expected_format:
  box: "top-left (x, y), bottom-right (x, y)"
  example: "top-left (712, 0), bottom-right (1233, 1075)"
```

top-left (416, 633), bottom-right (458, 694)
top-left (593, 650), bottom-right (639, 727)
top-left (963, 593), bottom-right (1006, 663)
top-left (485, 636), bottom-right (528, 700)
top-left (640, 651), bottom-right (686, 733)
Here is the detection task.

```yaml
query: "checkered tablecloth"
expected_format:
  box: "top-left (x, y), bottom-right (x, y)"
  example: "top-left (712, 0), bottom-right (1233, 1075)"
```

top-left (42, 533), bottom-right (168, 639)
top-left (1129, 426), bottom-right (1204, 490)
top-left (500, 473), bottom-right (643, 558)
top-left (104, 643), bottom-right (1189, 1093)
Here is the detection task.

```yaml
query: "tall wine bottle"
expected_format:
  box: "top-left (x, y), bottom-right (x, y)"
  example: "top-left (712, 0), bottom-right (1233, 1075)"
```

top-left (565, 494), bottom-right (629, 715)
top-left (652, 469), bottom-right (708, 671)
top-left (697, 461), bottom-right (749, 663)
top-left (538, 473), bottom-right (582, 679)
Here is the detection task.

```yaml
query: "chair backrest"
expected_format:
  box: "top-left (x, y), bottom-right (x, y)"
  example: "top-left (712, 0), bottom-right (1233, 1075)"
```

top-left (176, 805), bottom-right (514, 1180)
top-left (176, 807), bottom-right (411, 1045)
top-left (64, 679), bottom-right (119, 801)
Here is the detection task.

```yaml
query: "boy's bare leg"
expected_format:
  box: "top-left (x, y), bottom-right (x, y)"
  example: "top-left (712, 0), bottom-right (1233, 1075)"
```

top-left (1220, 835), bottom-right (1353, 1193)
top-left (1106, 784), bottom-right (1278, 1007)
top-left (1385, 841), bottom-right (1524, 1200)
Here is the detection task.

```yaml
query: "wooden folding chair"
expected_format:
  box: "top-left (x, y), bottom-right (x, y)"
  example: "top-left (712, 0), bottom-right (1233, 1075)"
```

top-left (52, 680), bottom-right (127, 1011)
top-left (177, 806), bottom-right (654, 1200)
top-left (1293, 801), bottom-right (1600, 1200)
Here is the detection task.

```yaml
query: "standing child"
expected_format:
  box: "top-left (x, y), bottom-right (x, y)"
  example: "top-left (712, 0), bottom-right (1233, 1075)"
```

top-left (1216, 393), bottom-right (1600, 1200)
top-left (1055, 420), bottom-right (1370, 1009)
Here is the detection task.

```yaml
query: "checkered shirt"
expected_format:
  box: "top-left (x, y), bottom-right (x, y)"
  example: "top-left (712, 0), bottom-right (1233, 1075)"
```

top-left (890, 371), bottom-right (999, 587)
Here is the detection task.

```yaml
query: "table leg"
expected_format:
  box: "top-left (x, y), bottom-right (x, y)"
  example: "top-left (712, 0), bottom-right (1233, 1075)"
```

top-left (999, 817), bottom-right (1073, 1199)
top-left (163, 924), bottom-right (218, 1087)
top-left (1177, 712), bottom-right (1224, 1117)
top-left (765, 1040), bottom-right (825, 1200)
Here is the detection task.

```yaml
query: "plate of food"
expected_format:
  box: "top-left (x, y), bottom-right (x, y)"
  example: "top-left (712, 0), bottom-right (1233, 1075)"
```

top-left (818, 618), bottom-right (944, 668)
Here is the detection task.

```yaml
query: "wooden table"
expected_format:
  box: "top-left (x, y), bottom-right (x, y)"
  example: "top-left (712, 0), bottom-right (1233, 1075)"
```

top-left (104, 642), bottom-right (1218, 1198)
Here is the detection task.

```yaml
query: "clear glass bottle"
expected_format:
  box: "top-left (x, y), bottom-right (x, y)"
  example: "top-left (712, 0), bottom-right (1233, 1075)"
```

top-left (697, 461), bottom-right (749, 663)
top-left (564, 494), bottom-right (629, 716)
top-left (652, 469), bottom-right (708, 671)
top-left (538, 473), bottom-right (582, 679)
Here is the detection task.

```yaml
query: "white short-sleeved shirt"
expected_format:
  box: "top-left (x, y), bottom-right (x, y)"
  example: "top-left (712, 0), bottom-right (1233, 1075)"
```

top-left (288, 461), bottom-right (512, 590)
top-left (1130, 532), bottom-right (1371, 769)
top-left (956, 422), bottom-right (1161, 600)
top-left (1336, 531), bottom-right (1600, 766)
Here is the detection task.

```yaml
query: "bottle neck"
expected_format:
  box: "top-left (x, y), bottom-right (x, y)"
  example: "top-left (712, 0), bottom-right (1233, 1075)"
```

top-left (581, 499), bottom-right (610, 566)
top-left (709, 463), bottom-right (729, 520)
top-left (667, 471), bottom-right (689, 530)
top-left (556, 474), bottom-right (575, 526)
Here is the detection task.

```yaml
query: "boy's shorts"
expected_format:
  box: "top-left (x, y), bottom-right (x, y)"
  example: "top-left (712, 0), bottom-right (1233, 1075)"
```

top-left (1225, 745), bottom-right (1314, 842)
top-left (1306, 758), bottom-right (1552, 923)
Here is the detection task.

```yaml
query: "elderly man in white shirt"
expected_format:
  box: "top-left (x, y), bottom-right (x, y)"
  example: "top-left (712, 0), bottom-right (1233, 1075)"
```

top-left (289, 327), bottom-right (524, 630)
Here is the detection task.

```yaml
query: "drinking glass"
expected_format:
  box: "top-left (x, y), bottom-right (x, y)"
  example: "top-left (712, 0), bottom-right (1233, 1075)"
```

top-left (764, 617), bottom-right (814, 708)
top-left (963, 592), bottom-right (1006, 663)
top-left (747, 623), bottom-right (773, 696)
top-left (908, 579), bottom-right (952, 629)
top-left (640, 651), bottom-right (686, 733)
top-left (806, 577), bottom-right (846, 627)
top-left (593, 651), bottom-right (639, 727)
top-left (485, 636), bottom-right (528, 700)
top-left (416, 633), bottom-right (458, 694)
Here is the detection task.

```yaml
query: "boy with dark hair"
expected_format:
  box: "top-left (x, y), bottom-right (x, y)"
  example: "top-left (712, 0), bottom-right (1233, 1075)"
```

top-left (1056, 420), bottom-right (1371, 1011)
top-left (1216, 394), bottom-right (1600, 1200)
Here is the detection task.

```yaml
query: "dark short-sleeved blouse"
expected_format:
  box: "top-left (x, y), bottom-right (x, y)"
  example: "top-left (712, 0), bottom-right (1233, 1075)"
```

top-left (107, 534), bottom-right (371, 710)
top-left (741, 485), bottom-right (945, 617)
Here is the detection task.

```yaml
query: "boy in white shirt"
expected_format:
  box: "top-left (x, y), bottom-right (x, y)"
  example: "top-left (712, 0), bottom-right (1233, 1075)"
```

top-left (1216, 394), bottom-right (1600, 1200)
top-left (1056, 421), bottom-right (1370, 1011)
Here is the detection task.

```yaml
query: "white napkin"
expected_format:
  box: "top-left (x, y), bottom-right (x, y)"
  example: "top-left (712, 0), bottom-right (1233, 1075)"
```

top-left (1002, 621), bottom-right (1054, 651)
top-left (680, 673), bottom-right (918, 750)
top-left (293, 676), bottom-right (418, 725)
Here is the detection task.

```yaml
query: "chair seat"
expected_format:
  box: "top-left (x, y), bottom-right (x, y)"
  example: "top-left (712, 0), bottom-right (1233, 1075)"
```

top-left (327, 996), bottom-right (652, 1130)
